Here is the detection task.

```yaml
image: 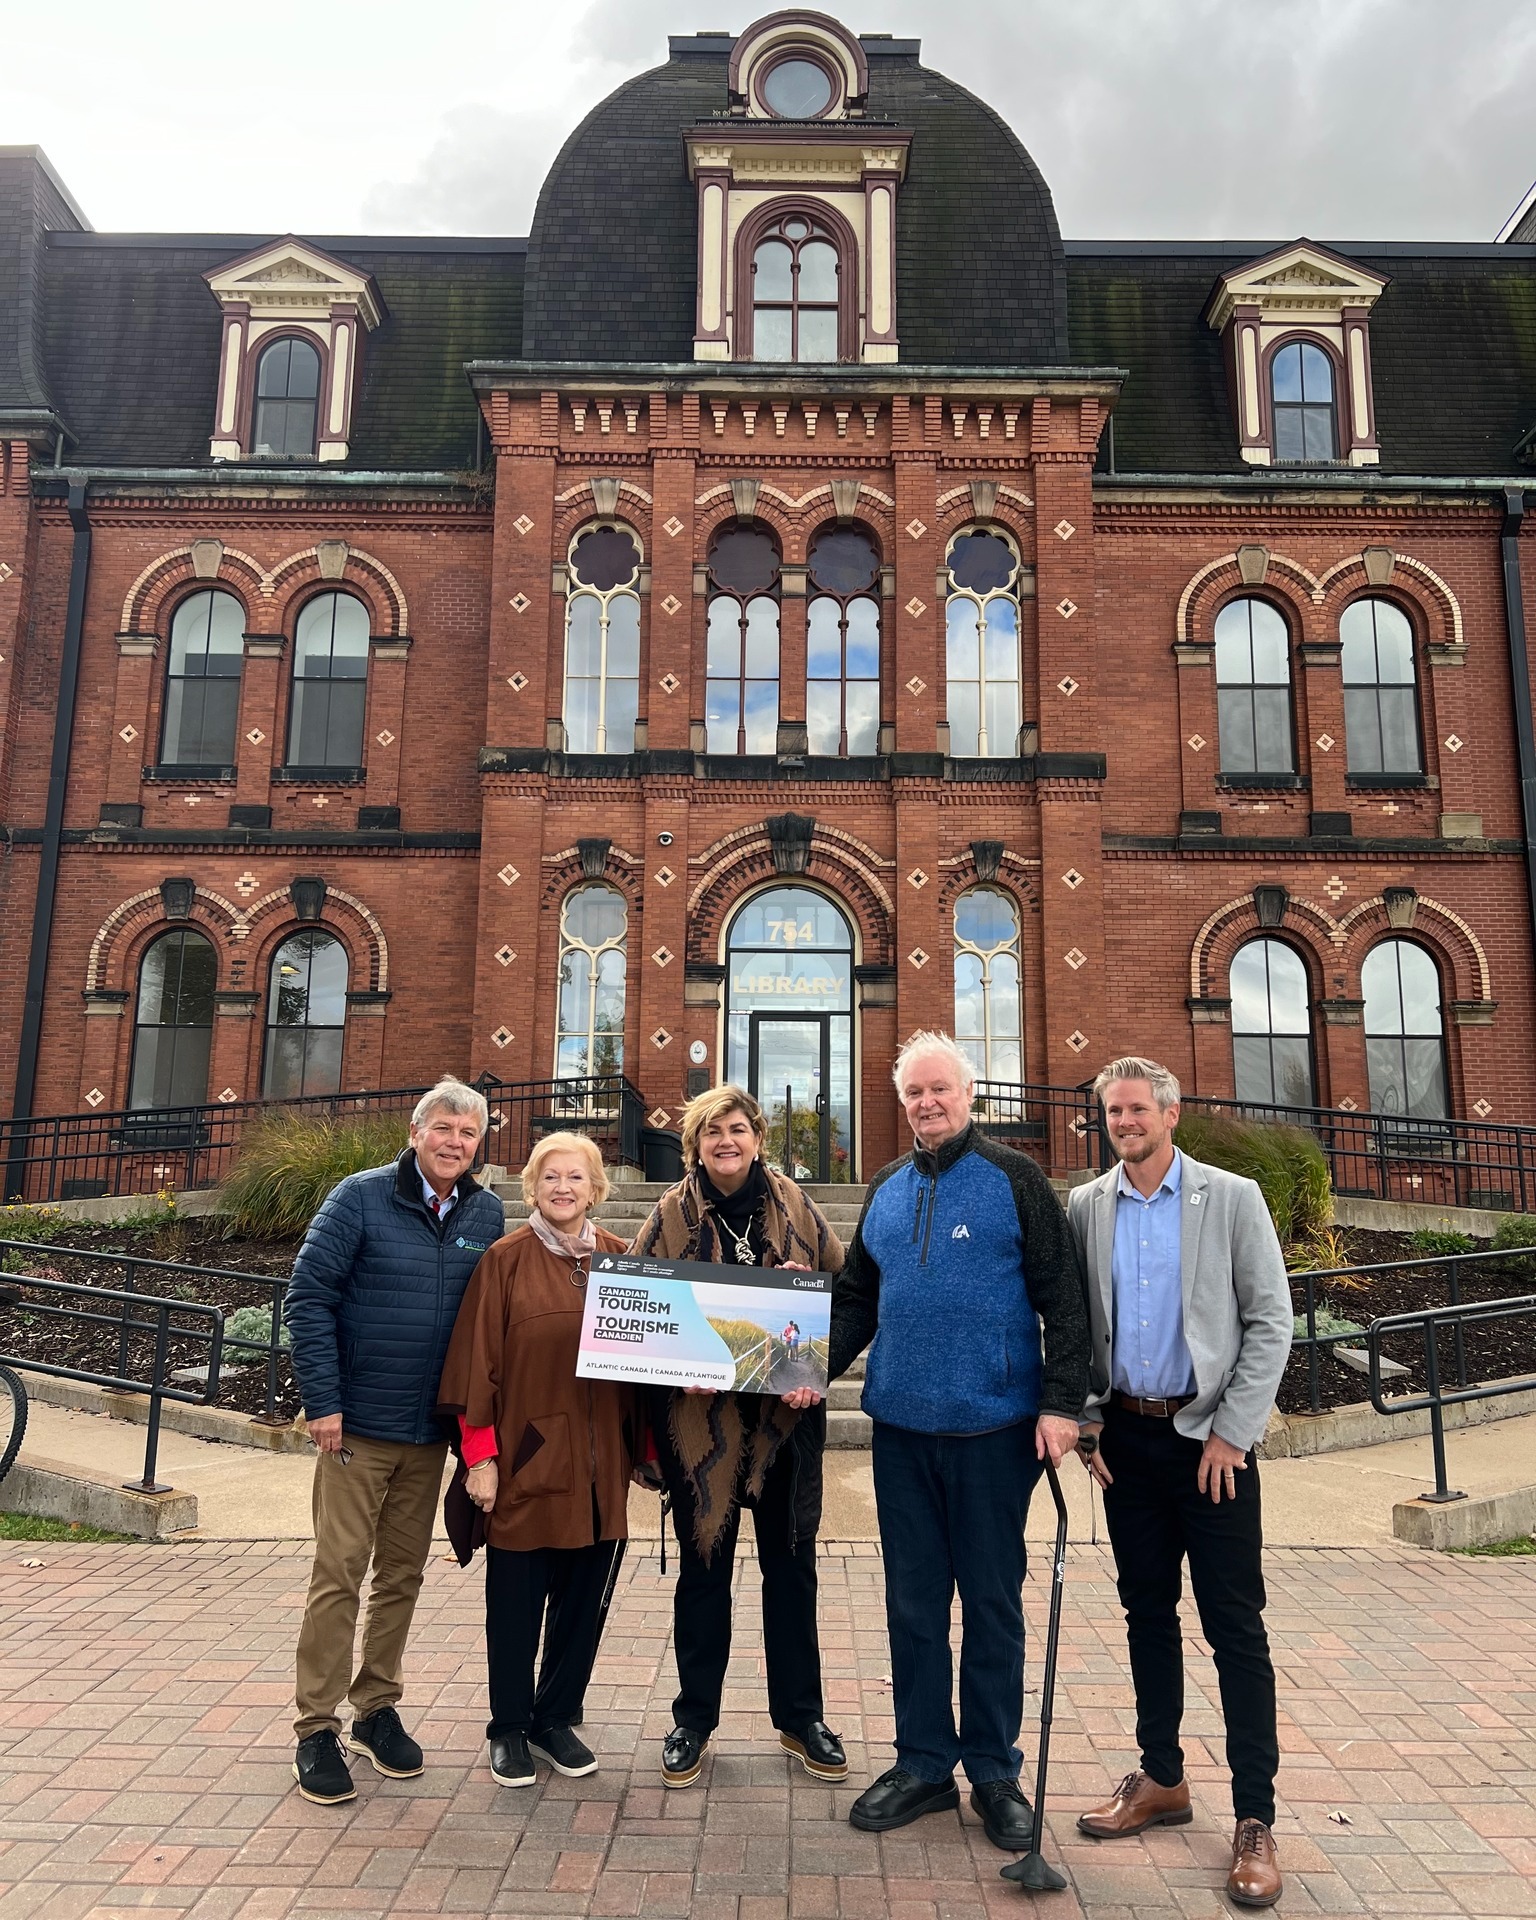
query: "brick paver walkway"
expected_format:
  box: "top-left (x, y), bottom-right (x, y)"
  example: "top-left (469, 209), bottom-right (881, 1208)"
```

top-left (1, 1538), bottom-right (1533, 1918)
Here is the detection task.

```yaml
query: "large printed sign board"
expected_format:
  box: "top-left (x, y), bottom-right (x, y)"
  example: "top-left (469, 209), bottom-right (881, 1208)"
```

top-left (575, 1253), bottom-right (832, 1394)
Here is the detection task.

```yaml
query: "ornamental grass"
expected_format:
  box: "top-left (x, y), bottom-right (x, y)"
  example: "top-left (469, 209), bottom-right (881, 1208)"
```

top-left (1173, 1110), bottom-right (1334, 1244)
top-left (216, 1112), bottom-right (407, 1241)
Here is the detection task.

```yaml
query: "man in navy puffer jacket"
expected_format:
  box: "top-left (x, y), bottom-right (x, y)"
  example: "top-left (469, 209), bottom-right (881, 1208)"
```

top-left (287, 1077), bottom-right (504, 1805)
top-left (828, 1031), bottom-right (1088, 1849)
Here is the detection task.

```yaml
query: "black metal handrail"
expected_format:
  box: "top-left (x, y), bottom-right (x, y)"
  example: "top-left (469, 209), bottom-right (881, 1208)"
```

top-left (0, 1072), bottom-right (647, 1204)
top-left (1289, 1243), bottom-right (1536, 1415)
top-left (1367, 1292), bottom-right (1536, 1502)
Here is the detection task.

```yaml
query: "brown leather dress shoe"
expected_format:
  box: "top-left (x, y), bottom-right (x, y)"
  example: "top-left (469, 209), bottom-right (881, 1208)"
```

top-left (1227, 1818), bottom-right (1282, 1908)
top-left (1077, 1769), bottom-right (1192, 1837)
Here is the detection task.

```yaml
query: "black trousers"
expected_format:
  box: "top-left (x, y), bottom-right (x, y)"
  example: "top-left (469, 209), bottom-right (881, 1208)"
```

top-left (1100, 1405), bottom-right (1279, 1825)
top-left (484, 1539), bottom-right (619, 1739)
top-left (658, 1423), bottom-right (822, 1738)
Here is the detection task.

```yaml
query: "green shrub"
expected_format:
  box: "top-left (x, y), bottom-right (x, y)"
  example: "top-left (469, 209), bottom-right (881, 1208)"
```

top-left (223, 1303), bottom-right (290, 1353)
top-left (1292, 1301), bottom-right (1364, 1341)
top-left (216, 1112), bottom-right (407, 1240)
top-left (1173, 1112), bottom-right (1334, 1243)
top-left (1408, 1226), bottom-right (1476, 1257)
top-left (1491, 1213), bottom-right (1536, 1252)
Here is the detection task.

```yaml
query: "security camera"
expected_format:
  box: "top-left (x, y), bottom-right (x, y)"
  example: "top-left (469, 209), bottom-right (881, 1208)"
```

top-left (657, 831), bottom-right (674, 846)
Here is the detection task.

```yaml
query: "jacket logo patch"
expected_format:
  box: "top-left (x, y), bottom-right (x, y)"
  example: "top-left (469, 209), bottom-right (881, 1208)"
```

top-left (455, 1237), bottom-right (490, 1252)
top-left (952, 1224), bottom-right (971, 1239)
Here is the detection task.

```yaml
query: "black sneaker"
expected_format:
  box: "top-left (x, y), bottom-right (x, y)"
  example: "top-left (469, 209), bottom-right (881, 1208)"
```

top-left (780, 1721), bottom-right (848, 1780)
top-left (970, 1778), bottom-right (1036, 1851)
top-left (529, 1726), bottom-right (597, 1777)
top-left (661, 1725), bottom-right (709, 1789)
top-left (293, 1730), bottom-right (357, 1805)
top-left (347, 1706), bottom-right (424, 1779)
top-left (848, 1766), bottom-right (960, 1832)
top-left (489, 1733), bottom-right (536, 1787)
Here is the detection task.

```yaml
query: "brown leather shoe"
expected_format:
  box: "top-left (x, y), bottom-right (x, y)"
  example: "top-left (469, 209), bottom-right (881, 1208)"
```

top-left (1077, 1769), bottom-right (1192, 1837)
top-left (1227, 1818), bottom-right (1282, 1908)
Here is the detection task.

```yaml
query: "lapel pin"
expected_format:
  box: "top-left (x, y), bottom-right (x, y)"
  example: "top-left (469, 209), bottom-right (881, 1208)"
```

top-left (1189, 1193), bottom-right (1201, 1205)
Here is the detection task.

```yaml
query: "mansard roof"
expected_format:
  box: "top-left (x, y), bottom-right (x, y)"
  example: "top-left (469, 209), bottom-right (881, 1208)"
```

top-left (521, 31), bottom-right (1069, 366)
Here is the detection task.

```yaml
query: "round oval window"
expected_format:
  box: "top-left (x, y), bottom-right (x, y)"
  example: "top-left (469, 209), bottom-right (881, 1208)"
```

top-left (762, 57), bottom-right (834, 118)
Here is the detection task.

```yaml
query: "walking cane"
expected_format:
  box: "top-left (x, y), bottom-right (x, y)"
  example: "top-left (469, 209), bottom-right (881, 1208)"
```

top-left (1000, 1458), bottom-right (1070, 1894)
top-left (595, 1535), bottom-right (627, 1642)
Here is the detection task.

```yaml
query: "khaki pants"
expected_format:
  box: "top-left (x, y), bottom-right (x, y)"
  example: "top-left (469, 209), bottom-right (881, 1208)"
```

top-left (294, 1434), bottom-right (448, 1740)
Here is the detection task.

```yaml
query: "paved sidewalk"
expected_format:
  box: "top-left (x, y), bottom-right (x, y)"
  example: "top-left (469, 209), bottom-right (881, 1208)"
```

top-left (1, 1536), bottom-right (1533, 1918)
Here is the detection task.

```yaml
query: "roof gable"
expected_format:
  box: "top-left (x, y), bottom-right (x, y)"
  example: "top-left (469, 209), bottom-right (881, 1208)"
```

top-left (1205, 239), bottom-right (1388, 331)
top-left (204, 235), bottom-right (385, 329)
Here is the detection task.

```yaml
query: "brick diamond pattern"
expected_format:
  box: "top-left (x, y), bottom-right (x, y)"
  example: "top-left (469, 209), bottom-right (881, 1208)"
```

top-left (647, 1107), bottom-right (671, 1128)
top-left (84, 1087), bottom-right (104, 1107)
top-left (217, 1087), bottom-right (238, 1102)
top-left (1054, 518), bottom-right (1076, 540)
top-left (245, 727), bottom-right (265, 745)
top-left (904, 597), bottom-right (927, 618)
top-left (906, 868), bottom-right (929, 890)
top-left (1473, 1097), bottom-right (1494, 1116)
top-left (907, 947), bottom-right (929, 969)
top-left (1445, 733), bottom-right (1464, 752)
top-left (0, 561), bottom-right (11, 582)
top-left (118, 725), bottom-right (137, 744)
top-left (1064, 947), bottom-right (1087, 970)
top-left (905, 675), bottom-right (927, 696)
top-left (1056, 597), bottom-right (1077, 619)
top-left (375, 730), bottom-right (395, 747)
top-left (497, 863), bottom-right (520, 886)
top-left (311, 794), bottom-right (328, 808)
top-left (1065, 1029), bottom-right (1089, 1052)
top-left (507, 671), bottom-right (529, 692)
top-left (491, 1025), bottom-right (513, 1048)
top-left (650, 1026), bottom-right (673, 1049)
top-left (1316, 733), bottom-right (1335, 752)
top-left (1338, 1096), bottom-right (1359, 1111)
top-left (1187, 733), bottom-right (1206, 752)
top-left (905, 517), bottom-right (927, 539)
top-left (509, 592), bottom-right (530, 613)
top-left (1057, 675), bottom-right (1079, 697)
top-left (660, 594), bottom-right (682, 616)
top-left (512, 513), bottom-right (534, 535)
top-left (658, 671), bottom-right (680, 694)
top-left (663, 516), bottom-right (684, 537)
top-left (494, 945), bottom-right (515, 967)
top-left (235, 872), bottom-right (259, 896)
top-left (1324, 875), bottom-right (1348, 900)
top-left (651, 945), bottom-right (674, 967)
top-left (1061, 868), bottom-right (1084, 889)
top-left (654, 865), bottom-right (676, 887)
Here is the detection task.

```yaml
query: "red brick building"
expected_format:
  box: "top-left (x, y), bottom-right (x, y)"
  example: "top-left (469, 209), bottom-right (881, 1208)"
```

top-left (3, 12), bottom-right (1536, 1184)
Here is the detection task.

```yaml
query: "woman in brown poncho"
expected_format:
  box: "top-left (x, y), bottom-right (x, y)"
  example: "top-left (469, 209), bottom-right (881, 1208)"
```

top-left (632, 1084), bottom-right (846, 1791)
top-left (437, 1130), bottom-right (637, 1791)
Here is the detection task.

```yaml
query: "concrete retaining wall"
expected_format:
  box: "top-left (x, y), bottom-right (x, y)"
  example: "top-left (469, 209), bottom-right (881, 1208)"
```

top-left (2, 1456), bottom-right (197, 1538)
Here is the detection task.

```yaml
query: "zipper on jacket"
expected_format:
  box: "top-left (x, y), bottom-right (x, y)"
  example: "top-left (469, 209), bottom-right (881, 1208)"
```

top-left (919, 1172), bottom-right (937, 1266)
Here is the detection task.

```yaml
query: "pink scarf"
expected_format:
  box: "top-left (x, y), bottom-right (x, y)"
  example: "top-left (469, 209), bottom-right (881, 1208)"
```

top-left (528, 1209), bottom-right (598, 1263)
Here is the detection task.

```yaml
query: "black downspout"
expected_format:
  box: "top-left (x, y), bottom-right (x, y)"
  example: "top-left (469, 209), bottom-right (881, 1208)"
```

top-left (1501, 487), bottom-right (1536, 966)
top-left (6, 478), bottom-right (91, 1196)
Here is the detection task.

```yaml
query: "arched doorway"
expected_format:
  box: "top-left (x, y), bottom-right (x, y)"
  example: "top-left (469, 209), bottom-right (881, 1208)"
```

top-left (724, 886), bottom-right (854, 1182)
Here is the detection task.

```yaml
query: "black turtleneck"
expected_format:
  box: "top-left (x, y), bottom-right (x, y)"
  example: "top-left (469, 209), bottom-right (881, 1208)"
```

top-left (697, 1159), bottom-right (769, 1266)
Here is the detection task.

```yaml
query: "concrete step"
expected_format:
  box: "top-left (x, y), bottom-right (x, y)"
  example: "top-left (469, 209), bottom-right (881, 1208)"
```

top-left (826, 1408), bottom-right (871, 1448)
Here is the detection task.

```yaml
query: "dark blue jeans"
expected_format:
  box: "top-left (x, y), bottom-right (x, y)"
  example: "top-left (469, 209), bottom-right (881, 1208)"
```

top-left (872, 1418), bottom-right (1045, 1785)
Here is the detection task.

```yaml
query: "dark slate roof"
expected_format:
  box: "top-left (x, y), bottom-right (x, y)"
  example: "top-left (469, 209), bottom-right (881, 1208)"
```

top-left (37, 232), bottom-right (524, 470)
top-left (522, 35), bottom-right (1067, 365)
top-left (1067, 241), bottom-right (1536, 477)
top-left (0, 149), bottom-right (86, 421)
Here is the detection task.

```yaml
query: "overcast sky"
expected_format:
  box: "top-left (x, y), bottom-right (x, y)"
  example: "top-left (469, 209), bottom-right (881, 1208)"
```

top-left (8, 0), bottom-right (1536, 242)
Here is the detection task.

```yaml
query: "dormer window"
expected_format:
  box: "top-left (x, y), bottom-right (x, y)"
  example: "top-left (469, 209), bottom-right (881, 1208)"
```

top-left (252, 337), bottom-right (321, 459)
top-left (205, 237), bottom-right (383, 463)
top-left (759, 53), bottom-right (837, 118)
top-left (1205, 241), bottom-right (1386, 468)
top-left (751, 214), bottom-right (842, 361)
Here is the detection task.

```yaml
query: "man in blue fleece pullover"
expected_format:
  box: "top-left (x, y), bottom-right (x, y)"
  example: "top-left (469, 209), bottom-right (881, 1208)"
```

top-left (827, 1030), bottom-right (1088, 1847)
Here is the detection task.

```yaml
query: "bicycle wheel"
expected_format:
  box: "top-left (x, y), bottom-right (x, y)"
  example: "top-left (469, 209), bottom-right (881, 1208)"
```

top-left (0, 1364), bottom-right (27, 1486)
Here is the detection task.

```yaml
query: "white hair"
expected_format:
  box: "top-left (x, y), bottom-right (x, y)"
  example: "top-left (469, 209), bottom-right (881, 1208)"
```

top-left (892, 1029), bottom-right (977, 1094)
top-left (410, 1077), bottom-right (489, 1134)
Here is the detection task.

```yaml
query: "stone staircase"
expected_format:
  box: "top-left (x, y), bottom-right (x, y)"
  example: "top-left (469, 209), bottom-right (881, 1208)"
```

top-left (494, 1178), bottom-right (873, 1447)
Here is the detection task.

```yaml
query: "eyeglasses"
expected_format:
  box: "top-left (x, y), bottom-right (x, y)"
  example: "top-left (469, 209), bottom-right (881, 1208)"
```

top-left (337, 1446), bottom-right (354, 1465)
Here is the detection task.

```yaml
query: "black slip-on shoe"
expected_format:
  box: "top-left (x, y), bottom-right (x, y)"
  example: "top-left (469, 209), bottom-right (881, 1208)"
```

top-left (347, 1706), bottom-right (423, 1779)
top-left (661, 1725), bottom-right (709, 1789)
top-left (970, 1777), bottom-right (1036, 1851)
top-left (489, 1734), bottom-right (537, 1787)
top-left (780, 1721), bottom-right (849, 1780)
top-left (529, 1726), bottom-right (598, 1777)
top-left (848, 1766), bottom-right (960, 1832)
top-left (293, 1730), bottom-right (357, 1805)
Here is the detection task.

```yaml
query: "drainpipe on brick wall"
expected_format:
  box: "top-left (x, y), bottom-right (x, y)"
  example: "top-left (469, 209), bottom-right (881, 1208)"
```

top-left (1500, 486), bottom-right (1536, 966)
top-left (6, 478), bottom-right (91, 1195)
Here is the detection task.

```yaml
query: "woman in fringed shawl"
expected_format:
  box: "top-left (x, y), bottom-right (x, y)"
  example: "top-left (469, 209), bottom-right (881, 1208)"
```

top-left (631, 1084), bottom-right (846, 1791)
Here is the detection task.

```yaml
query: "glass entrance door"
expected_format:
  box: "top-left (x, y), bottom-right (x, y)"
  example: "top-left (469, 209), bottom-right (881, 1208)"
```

top-left (749, 1014), bottom-right (830, 1183)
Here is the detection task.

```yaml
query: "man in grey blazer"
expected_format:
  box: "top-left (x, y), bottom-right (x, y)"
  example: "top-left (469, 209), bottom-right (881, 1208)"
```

top-left (1067, 1057), bottom-right (1292, 1910)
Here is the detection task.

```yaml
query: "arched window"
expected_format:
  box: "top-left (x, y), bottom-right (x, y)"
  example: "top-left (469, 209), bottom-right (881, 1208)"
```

top-left (563, 524), bottom-right (641, 754)
top-left (1341, 598), bottom-right (1421, 776)
top-left (287, 592), bottom-right (369, 769)
top-left (706, 525), bottom-right (780, 754)
top-left (945, 528), bottom-right (1023, 758)
top-left (750, 212), bottom-right (841, 362)
top-left (129, 929), bottom-right (216, 1110)
top-left (806, 525), bottom-right (880, 756)
top-left (252, 336), bottom-right (321, 460)
top-left (1230, 938), bottom-right (1314, 1108)
top-left (1214, 597), bottom-right (1294, 775)
top-left (954, 886), bottom-right (1023, 1083)
top-left (1271, 340), bottom-right (1336, 464)
top-left (262, 930), bottom-right (348, 1101)
top-left (1362, 940), bottom-right (1448, 1119)
top-left (556, 883), bottom-right (627, 1083)
top-left (161, 589), bottom-right (245, 768)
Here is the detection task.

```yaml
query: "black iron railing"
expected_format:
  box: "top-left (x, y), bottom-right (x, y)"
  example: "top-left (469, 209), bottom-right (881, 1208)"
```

top-left (0, 1073), bottom-right (647, 1205)
top-left (1367, 1290), bottom-right (1536, 1501)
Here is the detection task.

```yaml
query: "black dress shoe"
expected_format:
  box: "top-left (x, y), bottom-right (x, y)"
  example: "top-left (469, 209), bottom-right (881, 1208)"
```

top-left (292, 1730), bottom-right (356, 1805)
top-left (529, 1726), bottom-right (597, 1777)
top-left (661, 1725), bottom-right (709, 1789)
top-left (970, 1778), bottom-right (1036, 1851)
top-left (848, 1765), bottom-right (960, 1832)
top-left (780, 1721), bottom-right (848, 1780)
top-left (348, 1706), bottom-right (423, 1779)
top-left (489, 1734), bottom-right (536, 1787)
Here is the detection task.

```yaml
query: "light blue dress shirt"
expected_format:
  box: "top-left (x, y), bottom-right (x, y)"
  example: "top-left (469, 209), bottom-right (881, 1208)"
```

top-left (1111, 1149), bottom-right (1195, 1398)
top-left (420, 1174), bottom-right (458, 1222)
